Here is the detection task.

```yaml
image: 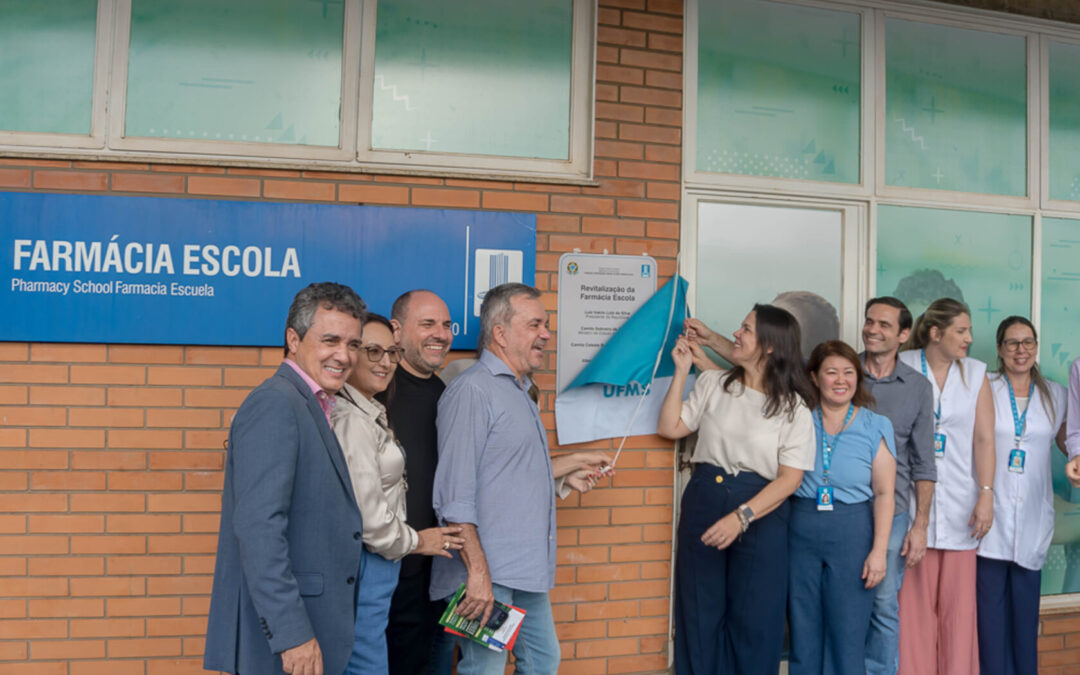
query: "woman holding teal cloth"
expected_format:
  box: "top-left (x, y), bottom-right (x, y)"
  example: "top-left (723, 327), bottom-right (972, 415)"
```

top-left (788, 340), bottom-right (896, 675)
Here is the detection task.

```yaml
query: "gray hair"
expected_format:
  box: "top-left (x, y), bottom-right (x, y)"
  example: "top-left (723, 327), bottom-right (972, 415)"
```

top-left (283, 282), bottom-right (367, 355)
top-left (478, 283), bottom-right (541, 350)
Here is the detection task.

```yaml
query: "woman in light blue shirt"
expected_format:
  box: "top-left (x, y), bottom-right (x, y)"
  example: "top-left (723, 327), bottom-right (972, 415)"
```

top-left (789, 340), bottom-right (896, 675)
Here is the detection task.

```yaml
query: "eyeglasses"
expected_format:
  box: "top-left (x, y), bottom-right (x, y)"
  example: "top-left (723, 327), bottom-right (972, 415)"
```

top-left (361, 345), bottom-right (404, 363)
top-left (1002, 338), bottom-right (1037, 352)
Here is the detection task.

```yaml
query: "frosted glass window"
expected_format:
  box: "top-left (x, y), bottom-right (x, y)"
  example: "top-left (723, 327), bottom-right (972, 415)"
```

top-left (124, 0), bottom-right (344, 146)
top-left (371, 0), bottom-right (572, 159)
top-left (1040, 218), bottom-right (1080, 595)
top-left (696, 0), bottom-right (860, 183)
top-left (1049, 42), bottom-right (1080, 202)
top-left (696, 202), bottom-right (843, 360)
top-left (0, 0), bottom-right (96, 135)
top-left (885, 19), bottom-right (1026, 195)
top-left (876, 205), bottom-right (1031, 365)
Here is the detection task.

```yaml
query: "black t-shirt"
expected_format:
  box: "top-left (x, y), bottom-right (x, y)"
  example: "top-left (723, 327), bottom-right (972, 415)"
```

top-left (377, 367), bottom-right (445, 575)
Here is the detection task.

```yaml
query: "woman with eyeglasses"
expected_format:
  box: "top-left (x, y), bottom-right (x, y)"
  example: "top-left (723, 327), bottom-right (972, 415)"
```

top-left (331, 313), bottom-right (465, 675)
top-left (976, 317), bottom-right (1067, 675)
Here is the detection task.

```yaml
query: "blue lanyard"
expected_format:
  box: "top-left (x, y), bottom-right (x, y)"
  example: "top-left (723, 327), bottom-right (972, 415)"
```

top-left (817, 402), bottom-right (854, 484)
top-left (1005, 377), bottom-right (1033, 447)
top-left (920, 350), bottom-right (943, 429)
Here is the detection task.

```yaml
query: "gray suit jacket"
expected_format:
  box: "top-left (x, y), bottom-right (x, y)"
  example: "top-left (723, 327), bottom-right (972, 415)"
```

top-left (204, 363), bottom-right (365, 675)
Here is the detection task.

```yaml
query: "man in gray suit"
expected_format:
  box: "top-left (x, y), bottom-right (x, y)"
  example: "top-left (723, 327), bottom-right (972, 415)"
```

top-left (204, 282), bottom-right (367, 675)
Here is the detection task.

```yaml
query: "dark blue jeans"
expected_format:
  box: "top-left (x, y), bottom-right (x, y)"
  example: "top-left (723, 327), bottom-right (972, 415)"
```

top-left (976, 556), bottom-right (1040, 675)
top-left (788, 497), bottom-right (874, 675)
top-left (674, 464), bottom-right (790, 675)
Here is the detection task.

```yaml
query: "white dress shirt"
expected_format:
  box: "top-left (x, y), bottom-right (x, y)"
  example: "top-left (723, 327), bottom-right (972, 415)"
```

top-left (680, 369), bottom-right (815, 479)
top-left (898, 350), bottom-right (987, 551)
top-left (978, 374), bottom-right (1067, 570)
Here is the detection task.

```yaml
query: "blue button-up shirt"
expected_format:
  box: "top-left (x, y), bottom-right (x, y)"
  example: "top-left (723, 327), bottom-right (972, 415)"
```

top-left (430, 350), bottom-right (557, 599)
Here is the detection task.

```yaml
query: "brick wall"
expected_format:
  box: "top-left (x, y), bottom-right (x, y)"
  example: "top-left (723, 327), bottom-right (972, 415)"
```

top-left (0, 1), bottom-right (683, 673)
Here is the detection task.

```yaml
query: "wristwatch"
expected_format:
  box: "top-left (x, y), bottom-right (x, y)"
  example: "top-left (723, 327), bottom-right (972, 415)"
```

top-left (735, 503), bottom-right (755, 532)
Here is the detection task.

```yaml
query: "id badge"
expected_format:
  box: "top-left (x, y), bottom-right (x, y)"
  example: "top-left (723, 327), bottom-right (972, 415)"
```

top-left (934, 432), bottom-right (947, 459)
top-left (1008, 448), bottom-right (1026, 474)
top-left (816, 485), bottom-right (834, 512)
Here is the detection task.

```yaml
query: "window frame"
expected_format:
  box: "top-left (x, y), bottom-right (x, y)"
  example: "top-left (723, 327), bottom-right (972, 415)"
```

top-left (0, 0), bottom-right (597, 183)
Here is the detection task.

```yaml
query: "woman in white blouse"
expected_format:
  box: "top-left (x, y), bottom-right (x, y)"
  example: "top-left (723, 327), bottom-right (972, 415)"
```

top-left (977, 316), bottom-right (1067, 675)
top-left (659, 304), bottom-right (816, 675)
top-left (332, 314), bottom-right (464, 675)
top-left (897, 298), bottom-right (995, 675)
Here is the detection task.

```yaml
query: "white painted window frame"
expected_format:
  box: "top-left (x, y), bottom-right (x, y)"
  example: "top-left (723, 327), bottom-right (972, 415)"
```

top-left (0, 0), bottom-right (597, 183)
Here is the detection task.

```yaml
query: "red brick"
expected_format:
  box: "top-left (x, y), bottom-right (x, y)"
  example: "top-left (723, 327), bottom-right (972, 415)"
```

top-left (111, 172), bottom-right (185, 194)
top-left (28, 557), bottom-right (105, 576)
top-left (0, 406), bottom-right (66, 426)
top-left (107, 514), bottom-right (182, 534)
top-left (264, 180), bottom-right (335, 202)
top-left (597, 26), bottom-right (647, 47)
top-left (183, 388), bottom-right (248, 408)
top-left (108, 637), bottom-right (183, 658)
top-left (338, 183), bottom-right (410, 204)
top-left (183, 430), bottom-right (228, 450)
top-left (648, 32), bottom-right (683, 52)
top-left (71, 660), bottom-right (145, 675)
top-left (0, 662), bottom-right (66, 675)
top-left (597, 64), bottom-right (644, 86)
top-left (645, 106), bottom-right (682, 128)
top-left (623, 11), bottom-right (682, 33)
top-left (575, 637), bottom-right (639, 658)
top-left (29, 515), bottom-right (104, 534)
top-left (0, 472), bottom-right (27, 491)
top-left (29, 386), bottom-right (106, 406)
top-left (595, 140), bottom-right (644, 160)
top-left (147, 575), bottom-right (211, 596)
top-left (28, 598), bottom-right (104, 618)
top-left (411, 188), bottom-right (480, 209)
top-left (108, 388), bottom-right (183, 407)
top-left (620, 86), bottom-right (681, 108)
top-left (0, 578), bottom-right (68, 597)
top-left (536, 214), bottom-right (581, 233)
top-left (550, 195), bottom-right (616, 216)
top-left (146, 366), bottom-right (221, 386)
top-left (557, 546), bottom-right (610, 565)
top-left (108, 430), bottom-right (182, 450)
top-left (108, 472), bottom-right (183, 491)
top-left (30, 344), bottom-right (108, 363)
top-left (71, 450), bottom-right (146, 470)
top-left (184, 346), bottom-right (260, 366)
top-left (581, 217), bottom-right (645, 236)
top-left (70, 365), bottom-right (146, 385)
top-left (647, 0), bottom-right (682, 15)
top-left (595, 120), bottom-right (618, 139)
top-left (147, 658), bottom-right (205, 675)
top-left (147, 616), bottom-right (207, 637)
top-left (146, 408), bottom-right (220, 428)
top-left (583, 178), bottom-right (646, 198)
top-left (31, 639), bottom-right (107, 660)
top-left (187, 176), bottom-right (261, 198)
top-left (70, 577), bottom-right (146, 597)
top-left (0, 385), bottom-right (28, 404)
top-left (147, 534), bottom-right (218, 554)
top-left (30, 470), bottom-right (106, 490)
top-left (620, 123), bottom-right (680, 145)
top-left (481, 191), bottom-right (549, 212)
top-left (577, 563), bottom-right (641, 583)
top-left (0, 427), bottom-right (27, 447)
top-left (596, 102), bottom-right (644, 123)
top-left (108, 345), bottom-right (184, 364)
top-left (107, 556), bottom-right (182, 576)
top-left (183, 471), bottom-right (224, 491)
top-left (0, 535), bottom-right (68, 555)
top-left (646, 69), bottom-right (683, 90)
top-left (0, 641), bottom-right (27, 659)
top-left (617, 199), bottom-right (679, 220)
top-left (70, 494), bottom-right (145, 513)
top-left (647, 182), bottom-right (680, 201)
top-left (148, 494), bottom-right (221, 513)
top-left (598, 6), bottom-right (622, 26)
top-left (611, 505), bottom-right (672, 524)
top-left (596, 83), bottom-right (619, 102)
top-left (0, 364), bottom-right (67, 384)
top-left (0, 514), bottom-right (26, 533)
top-left (621, 48), bottom-right (681, 72)
top-left (0, 158), bottom-right (69, 167)
top-left (608, 579), bottom-right (669, 600)
top-left (0, 449), bottom-right (66, 469)
top-left (223, 367), bottom-right (276, 387)
top-left (548, 234), bottom-right (615, 253)
top-left (617, 161), bottom-right (679, 181)
top-left (0, 167), bottom-right (32, 188)
top-left (147, 451), bottom-right (223, 471)
top-left (615, 235), bottom-right (678, 258)
top-left (70, 617), bottom-right (145, 638)
top-left (71, 535), bottom-right (146, 555)
top-left (0, 493), bottom-right (68, 512)
top-left (34, 170), bottom-right (109, 191)
top-left (69, 407), bottom-right (145, 427)
top-left (610, 542), bottom-right (670, 562)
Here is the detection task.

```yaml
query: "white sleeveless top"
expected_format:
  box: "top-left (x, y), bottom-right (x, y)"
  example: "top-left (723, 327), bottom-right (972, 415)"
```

top-left (898, 350), bottom-right (987, 551)
top-left (978, 374), bottom-right (1066, 570)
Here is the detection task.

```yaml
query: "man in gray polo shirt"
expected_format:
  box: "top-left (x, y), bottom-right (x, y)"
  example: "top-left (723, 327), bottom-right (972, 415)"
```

top-left (431, 282), bottom-right (610, 675)
top-left (861, 296), bottom-right (936, 675)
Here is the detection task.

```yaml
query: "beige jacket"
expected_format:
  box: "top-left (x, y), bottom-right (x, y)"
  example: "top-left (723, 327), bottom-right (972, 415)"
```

top-left (331, 383), bottom-right (417, 561)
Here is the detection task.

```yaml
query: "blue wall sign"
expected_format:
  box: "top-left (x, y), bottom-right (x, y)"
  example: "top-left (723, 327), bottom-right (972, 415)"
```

top-left (1, 192), bottom-right (535, 348)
